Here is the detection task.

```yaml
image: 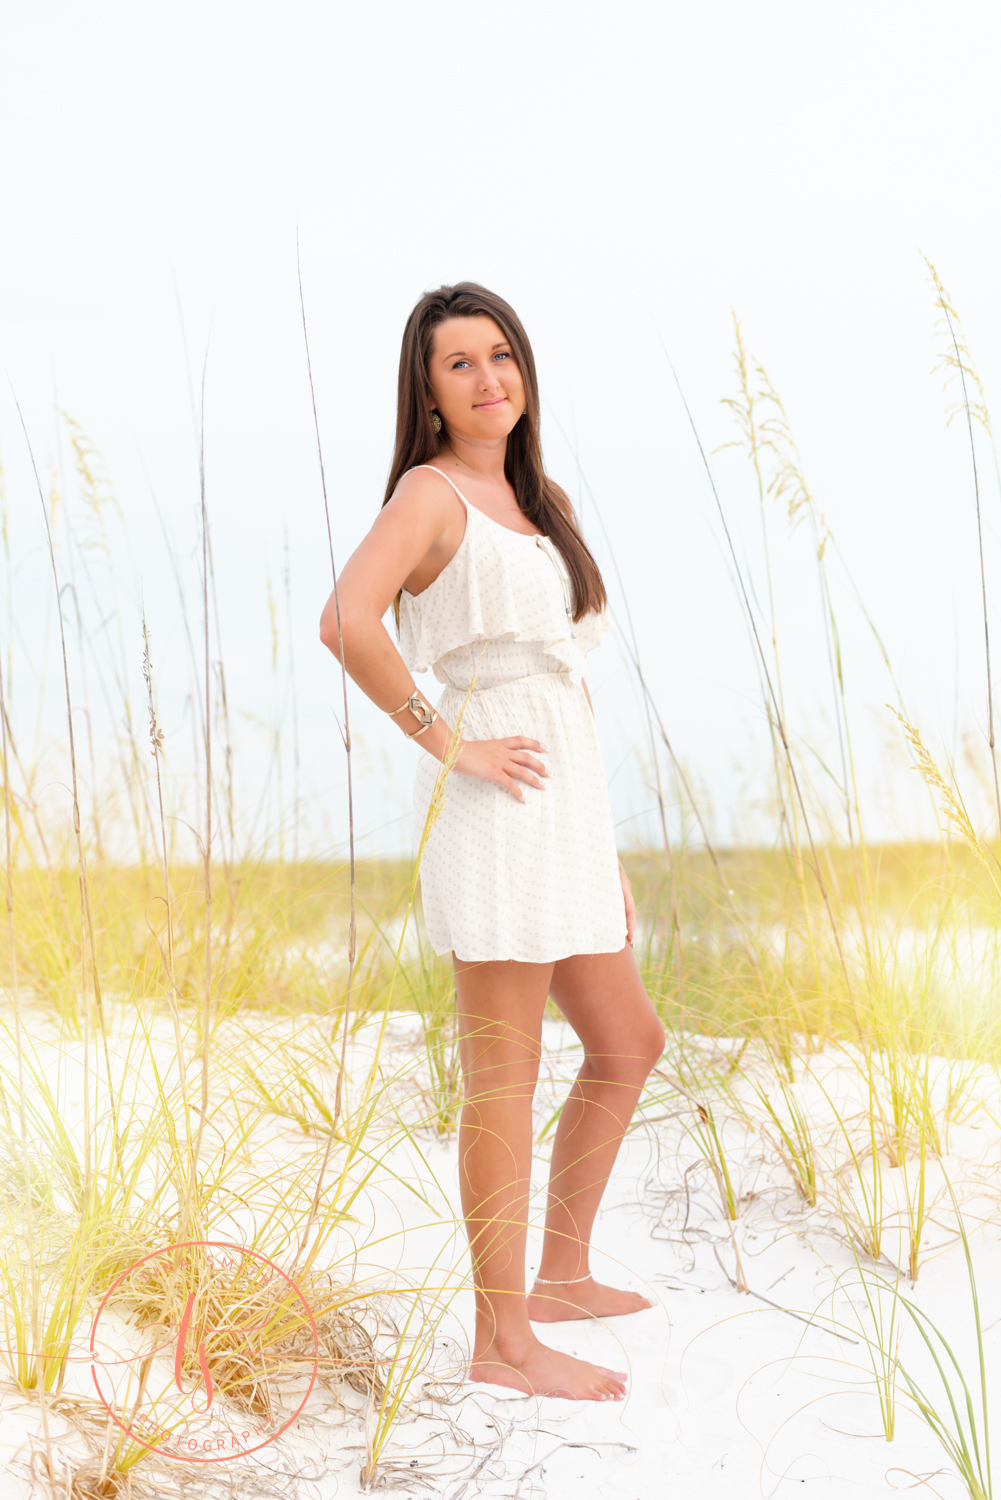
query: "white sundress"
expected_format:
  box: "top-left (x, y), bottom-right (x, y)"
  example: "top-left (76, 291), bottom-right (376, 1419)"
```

top-left (399, 466), bottom-right (627, 965)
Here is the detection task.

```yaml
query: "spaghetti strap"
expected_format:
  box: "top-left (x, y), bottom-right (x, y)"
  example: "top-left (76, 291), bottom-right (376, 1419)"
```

top-left (411, 464), bottom-right (470, 509)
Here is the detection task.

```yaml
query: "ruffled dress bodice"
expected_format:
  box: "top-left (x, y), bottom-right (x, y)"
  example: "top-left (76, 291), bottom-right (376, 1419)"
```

top-left (398, 499), bottom-right (609, 691)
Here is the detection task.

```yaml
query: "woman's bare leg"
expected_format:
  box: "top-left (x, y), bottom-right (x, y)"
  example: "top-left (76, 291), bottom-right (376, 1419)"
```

top-left (528, 946), bottom-right (665, 1322)
top-left (454, 956), bottom-right (628, 1400)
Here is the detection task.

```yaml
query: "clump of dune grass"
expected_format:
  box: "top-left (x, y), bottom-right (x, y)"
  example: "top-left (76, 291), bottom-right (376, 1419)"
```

top-left (842, 1194), bottom-right (993, 1495)
top-left (90, 1243), bottom-right (383, 1459)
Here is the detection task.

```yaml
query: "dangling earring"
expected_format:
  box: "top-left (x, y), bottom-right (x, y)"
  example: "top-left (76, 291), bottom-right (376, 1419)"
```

top-left (430, 410), bottom-right (442, 434)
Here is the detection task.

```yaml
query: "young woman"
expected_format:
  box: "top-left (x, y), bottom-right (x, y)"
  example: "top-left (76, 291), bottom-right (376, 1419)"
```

top-left (320, 283), bottom-right (664, 1402)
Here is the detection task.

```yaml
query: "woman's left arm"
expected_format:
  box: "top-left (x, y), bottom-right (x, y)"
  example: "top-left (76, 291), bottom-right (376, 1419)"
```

top-left (583, 679), bottom-right (635, 946)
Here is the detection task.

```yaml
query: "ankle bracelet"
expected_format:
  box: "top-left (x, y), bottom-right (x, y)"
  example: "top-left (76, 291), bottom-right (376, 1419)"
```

top-left (533, 1273), bottom-right (591, 1285)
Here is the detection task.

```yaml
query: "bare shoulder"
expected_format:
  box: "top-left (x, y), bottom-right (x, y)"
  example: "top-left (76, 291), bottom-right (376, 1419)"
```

top-left (386, 465), bottom-right (463, 522)
top-left (371, 466), bottom-right (465, 560)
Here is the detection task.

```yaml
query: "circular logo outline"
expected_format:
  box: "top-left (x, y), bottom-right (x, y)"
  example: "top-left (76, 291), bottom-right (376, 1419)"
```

top-left (89, 1239), bottom-right (319, 1465)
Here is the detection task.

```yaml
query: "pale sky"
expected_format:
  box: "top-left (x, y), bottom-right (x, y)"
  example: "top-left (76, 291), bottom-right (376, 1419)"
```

top-left (3, 1), bottom-right (1001, 856)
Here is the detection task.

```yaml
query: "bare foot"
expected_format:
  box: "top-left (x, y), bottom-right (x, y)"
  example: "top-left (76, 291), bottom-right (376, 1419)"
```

top-left (527, 1276), bottom-right (653, 1322)
top-left (469, 1335), bottom-right (627, 1400)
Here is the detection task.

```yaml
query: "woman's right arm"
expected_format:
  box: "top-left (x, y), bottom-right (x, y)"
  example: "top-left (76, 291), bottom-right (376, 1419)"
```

top-left (318, 473), bottom-right (548, 802)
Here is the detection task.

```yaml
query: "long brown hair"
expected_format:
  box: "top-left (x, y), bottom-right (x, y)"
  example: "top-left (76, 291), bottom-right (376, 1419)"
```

top-left (383, 282), bottom-right (606, 621)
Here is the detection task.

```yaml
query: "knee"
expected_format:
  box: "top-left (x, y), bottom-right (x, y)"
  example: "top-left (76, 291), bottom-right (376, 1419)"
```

top-left (460, 1037), bottom-right (541, 1106)
top-left (627, 1017), bottom-right (666, 1079)
top-left (586, 1019), bottom-right (665, 1086)
top-left (639, 1016), bottom-right (666, 1073)
top-left (460, 1022), bottom-right (541, 1076)
top-left (462, 1065), bottom-right (539, 1108)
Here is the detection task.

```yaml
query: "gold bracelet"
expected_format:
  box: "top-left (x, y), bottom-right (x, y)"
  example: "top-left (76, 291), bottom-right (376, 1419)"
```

top-left (390, 691), bottom-right (438, 738)
top-left (388, 691), bottom-right (431, 721)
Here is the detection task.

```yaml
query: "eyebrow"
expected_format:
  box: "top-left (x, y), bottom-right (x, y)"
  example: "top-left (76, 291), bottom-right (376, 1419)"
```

top-left (441, 341), bottom-right (511, 361)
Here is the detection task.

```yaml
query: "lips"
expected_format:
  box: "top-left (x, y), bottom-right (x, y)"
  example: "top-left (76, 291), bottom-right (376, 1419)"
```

top-left (474, 396), bottom-right (507, 409)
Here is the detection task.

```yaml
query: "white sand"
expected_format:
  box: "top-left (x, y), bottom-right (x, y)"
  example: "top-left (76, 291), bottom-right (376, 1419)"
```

top-left (1, 1011), bottom-right (998, 1497)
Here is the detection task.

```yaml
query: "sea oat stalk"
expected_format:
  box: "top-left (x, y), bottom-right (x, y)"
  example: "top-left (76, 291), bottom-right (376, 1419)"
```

top-left (925, 256), bottom-right (1001, 847)
top-left (297, 239), bottom-right (356, 1128)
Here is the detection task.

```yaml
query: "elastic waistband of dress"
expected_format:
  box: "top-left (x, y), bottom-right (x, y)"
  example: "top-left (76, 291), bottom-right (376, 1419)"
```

top-left (439, 671), bottom-right (580, 698)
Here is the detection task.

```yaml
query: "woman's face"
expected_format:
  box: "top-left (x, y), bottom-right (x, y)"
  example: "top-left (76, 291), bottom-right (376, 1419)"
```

top-left (427, 315), bottom-right (527, 443)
